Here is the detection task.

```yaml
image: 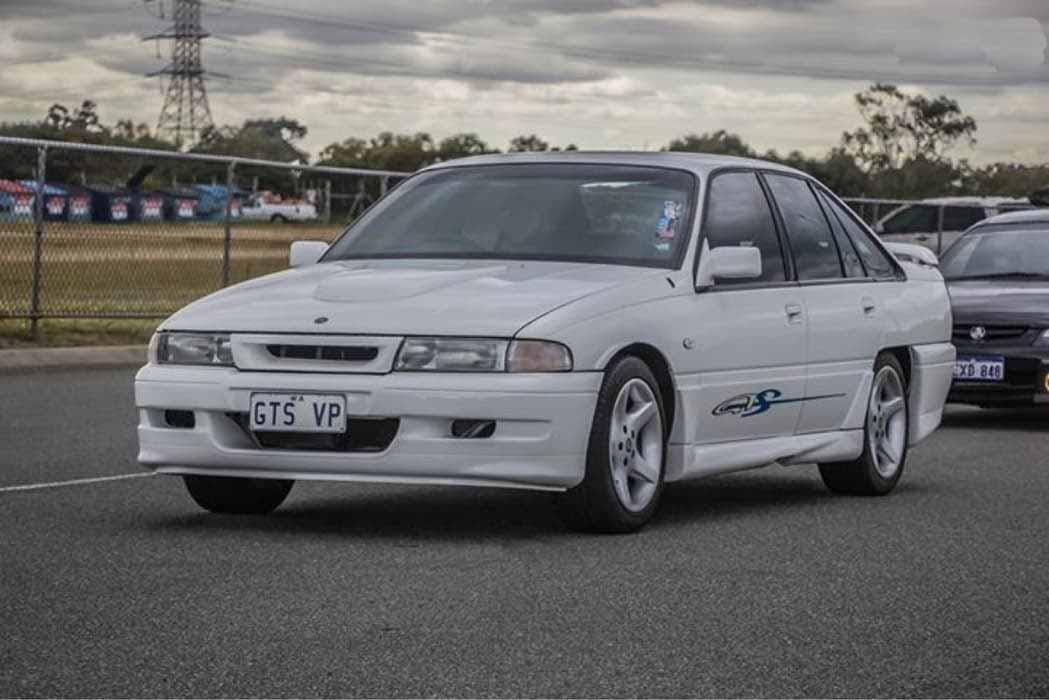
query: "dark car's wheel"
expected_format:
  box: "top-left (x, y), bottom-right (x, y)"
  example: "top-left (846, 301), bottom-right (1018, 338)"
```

top-left (557, 356), bottom-right (667, 533)
top-left (819, 352), bottom-right (909, 496)
top-left (183, 475), bottom-right (294, 514)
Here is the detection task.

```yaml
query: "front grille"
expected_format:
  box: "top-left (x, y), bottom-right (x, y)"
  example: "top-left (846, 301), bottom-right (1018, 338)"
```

top-left (952, 325), bottom-right (1028, 342)
top-left (227, 413), bottom-right (398, 452)
top-left (266, 344), bottom-right (379, 362)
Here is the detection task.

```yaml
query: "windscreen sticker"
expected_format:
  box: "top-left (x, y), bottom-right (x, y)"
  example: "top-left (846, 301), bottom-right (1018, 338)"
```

top-left (655, 200), bottom-right (683, 241)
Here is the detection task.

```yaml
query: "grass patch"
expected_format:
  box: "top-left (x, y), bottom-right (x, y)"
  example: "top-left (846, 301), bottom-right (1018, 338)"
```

top-left (0, 318), bottom-right (160, 349)
top-left (0, 221), bottom-right (344, 345)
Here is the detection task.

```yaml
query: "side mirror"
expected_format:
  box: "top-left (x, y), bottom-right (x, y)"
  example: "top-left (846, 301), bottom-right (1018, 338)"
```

top-left (289, 240), bottom-right (328, 268)
top-left (696, 242), bottom-right (763, 289)
top-left (873, 222), bottom-right (884, 234)
top-left (883, 241), bottom-right (938, 267)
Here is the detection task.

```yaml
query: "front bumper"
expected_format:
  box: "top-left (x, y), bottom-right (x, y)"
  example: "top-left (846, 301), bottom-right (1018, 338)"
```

top-left (948, 343), bottom-right (1049, 407)
top-left (135, 365), bottom-right (602, 491)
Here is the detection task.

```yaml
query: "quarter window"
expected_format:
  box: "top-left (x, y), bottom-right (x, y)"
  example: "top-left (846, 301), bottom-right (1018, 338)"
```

top-left (821, 191), bottom-right (897, 279)
top-left (817, 192), bottom-right (866, 278)
top-left (703, 171), bottom-right (786, 284)
top-left (764, 174), bottom-right (843, 280)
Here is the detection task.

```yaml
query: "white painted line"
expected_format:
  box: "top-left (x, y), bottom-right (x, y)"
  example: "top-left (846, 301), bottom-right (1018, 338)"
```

top-left (0, 472), bottom-right (154, 494)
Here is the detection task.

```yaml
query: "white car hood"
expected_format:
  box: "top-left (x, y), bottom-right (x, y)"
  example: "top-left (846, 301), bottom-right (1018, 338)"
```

top-left (163, 258), bottom-right (665, 336)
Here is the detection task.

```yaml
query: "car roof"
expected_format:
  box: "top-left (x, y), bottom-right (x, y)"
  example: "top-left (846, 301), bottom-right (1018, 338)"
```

top-left (969, 208), bottom-right (1049, 229)
top-left (418, 150), bottom-right (809, 178)
top-left (914, 196), bottom-right (1030, 206)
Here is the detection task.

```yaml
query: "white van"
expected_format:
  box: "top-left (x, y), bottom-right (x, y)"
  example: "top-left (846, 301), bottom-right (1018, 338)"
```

top-left (874, 197), bottom-right (1032, 253)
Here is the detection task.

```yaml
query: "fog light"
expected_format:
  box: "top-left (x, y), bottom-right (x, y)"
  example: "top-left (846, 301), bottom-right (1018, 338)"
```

top-left (450, 419), bottom-right (496, 439)
top-left (164, 409), bottom-right (195, 429)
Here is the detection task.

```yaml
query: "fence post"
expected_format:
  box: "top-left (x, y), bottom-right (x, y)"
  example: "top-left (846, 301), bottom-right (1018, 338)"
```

top-left (935, 205), bottom-right (945, 255)
top-left (324, 179), bottom-right (332, 224)
top-left (28, 145), bottom-right (47, 339)
top-left (222, 160), bottom-right (236, 287)
top-left (380, 176), bottom-right (388, 197)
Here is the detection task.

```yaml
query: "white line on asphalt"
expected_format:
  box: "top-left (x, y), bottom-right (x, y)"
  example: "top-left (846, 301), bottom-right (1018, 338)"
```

top-left (0, 472), bottom-right (154, 493)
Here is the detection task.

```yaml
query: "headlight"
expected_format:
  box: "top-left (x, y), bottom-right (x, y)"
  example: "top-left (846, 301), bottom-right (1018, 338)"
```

top-left (395, 337), bottom-right (508, 372)
top-left (1036, 330), bottom-right (1049, 347)
top-left (394, 337), bottom-right (572, 372)
top-left (151, 332), bottom-right (234, 366)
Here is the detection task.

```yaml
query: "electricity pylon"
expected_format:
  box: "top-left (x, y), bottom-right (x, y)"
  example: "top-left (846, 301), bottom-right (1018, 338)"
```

top-left (144, 0), bottom-right (225, 147)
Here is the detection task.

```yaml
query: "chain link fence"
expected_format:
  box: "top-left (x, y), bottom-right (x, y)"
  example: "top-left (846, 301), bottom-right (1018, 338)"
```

top-left (0, 136), bottom-right (407, 335)
top-left (3, 137), bottom-right (1029, 337)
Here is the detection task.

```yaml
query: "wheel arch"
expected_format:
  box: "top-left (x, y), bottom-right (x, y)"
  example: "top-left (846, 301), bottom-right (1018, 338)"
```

top-left (881, 345), bottom-right (913, 388)
top-left (603, 343), bottom-right (677, 437)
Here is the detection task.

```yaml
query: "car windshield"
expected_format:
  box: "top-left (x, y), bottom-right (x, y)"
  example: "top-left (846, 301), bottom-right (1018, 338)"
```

top-left (940, 227), bottom-right (1049, 280)
top-left (324, 164), bottom-right (696, 268)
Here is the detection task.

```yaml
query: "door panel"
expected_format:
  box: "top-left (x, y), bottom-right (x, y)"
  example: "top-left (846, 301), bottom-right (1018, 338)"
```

top-left (796, 283), bottom-right (882, 433)
top-left (684, 287), bottom-right (807, 443)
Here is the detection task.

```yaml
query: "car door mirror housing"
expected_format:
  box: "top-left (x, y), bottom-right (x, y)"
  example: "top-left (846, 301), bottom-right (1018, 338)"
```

top-left (289, 240), bottom-right (329, 268)
top-left (696, 243), bottom-right (763, 289)
top-left (883, 241), bottom-right (938, 267)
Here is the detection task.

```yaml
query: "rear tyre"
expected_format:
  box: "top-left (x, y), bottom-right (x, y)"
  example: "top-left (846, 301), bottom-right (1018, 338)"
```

top-left (819, 352), bottom-right (909, 496)
top-left (183, 475), bottom-right (294, 514)
top-left (270, 214), bottom-right (288, 223)
top-left (557, 356), bottom-right (667, 534)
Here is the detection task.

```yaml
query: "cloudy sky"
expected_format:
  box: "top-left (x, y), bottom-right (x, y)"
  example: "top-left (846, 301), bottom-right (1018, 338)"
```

top-left (1, 0), bottom-right (1047, 164)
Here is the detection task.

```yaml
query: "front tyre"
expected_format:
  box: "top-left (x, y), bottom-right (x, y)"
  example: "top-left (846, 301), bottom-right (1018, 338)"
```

top-left (183, 475), bottom-right (294, 514)
top-left (819, 352), bottom-right (909, 496)
top-left (558, 356), bottom-right (667, 533)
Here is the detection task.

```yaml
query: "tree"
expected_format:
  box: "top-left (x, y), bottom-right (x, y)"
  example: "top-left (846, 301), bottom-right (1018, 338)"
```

top-left (764, 146), bottom-right (869, 197)
top-left (506, 134), bottom-right (577, 152)
top-left (842, 83), bottom-right (977, 172)
top-left (45, 100), bottom-right (104, 134)
top-left (508, 134), bottom-right (550, 152)
top-left (437, 133), bottom-right (497, 161)
top-left (194, 117), bottom-right (309, 163)
top-left (665, 130), bottom-right (755, 158)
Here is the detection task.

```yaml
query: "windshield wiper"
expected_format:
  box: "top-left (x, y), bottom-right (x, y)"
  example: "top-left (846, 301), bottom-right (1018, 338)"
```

top-left (948, 272), bottom-right (1049, 281)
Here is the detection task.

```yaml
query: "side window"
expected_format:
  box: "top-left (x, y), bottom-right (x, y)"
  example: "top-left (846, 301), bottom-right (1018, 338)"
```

top-left (942, 206), bottom-right (986, 231)
top-left (703, 171), bottom-right (786, 283)
top-left (822, 192), bottom-right (897, 279)
top-left (817, 191), bottom-right (866, 277)
top-left (763, 174), bottom-right (843, 280)
top-left (881, 205), bottom-right (937, 235)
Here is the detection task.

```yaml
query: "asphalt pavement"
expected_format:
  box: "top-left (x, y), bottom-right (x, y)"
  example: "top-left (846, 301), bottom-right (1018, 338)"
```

top-left (1, 367), bottom-right (1048, 697)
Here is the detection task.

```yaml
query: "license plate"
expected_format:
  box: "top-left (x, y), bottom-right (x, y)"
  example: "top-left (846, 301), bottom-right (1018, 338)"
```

top-left (953, 355), bottom-right (1005, 382)
top-left (249, 393), bottom-right (346, 433)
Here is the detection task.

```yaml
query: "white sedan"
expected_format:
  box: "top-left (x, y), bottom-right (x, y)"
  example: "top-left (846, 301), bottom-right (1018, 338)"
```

top-left (135, 153), bottom-right (955, 532)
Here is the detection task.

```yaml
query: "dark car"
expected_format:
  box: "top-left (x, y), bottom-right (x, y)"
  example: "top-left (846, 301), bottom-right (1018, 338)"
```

top-left (942, 210), bottom-right (1049, 407)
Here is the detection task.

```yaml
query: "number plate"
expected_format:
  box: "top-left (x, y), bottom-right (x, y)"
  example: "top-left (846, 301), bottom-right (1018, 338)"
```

top-left (249, 393), bottom-right (346, 433)
top-left (953, 355), bottom-right (1005, 382)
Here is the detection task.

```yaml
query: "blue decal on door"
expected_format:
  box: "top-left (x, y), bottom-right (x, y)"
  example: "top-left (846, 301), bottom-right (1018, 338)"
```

top-left (712, 389), bottom-right (845, 418)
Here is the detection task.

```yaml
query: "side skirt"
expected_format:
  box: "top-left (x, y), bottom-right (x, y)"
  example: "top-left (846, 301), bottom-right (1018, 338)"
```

top-left (666, 430), bottom-right (864, 483)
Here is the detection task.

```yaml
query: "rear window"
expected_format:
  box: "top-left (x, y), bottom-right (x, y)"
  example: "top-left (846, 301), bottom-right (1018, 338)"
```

top-left (940, 228), bottom-right (1049, 280)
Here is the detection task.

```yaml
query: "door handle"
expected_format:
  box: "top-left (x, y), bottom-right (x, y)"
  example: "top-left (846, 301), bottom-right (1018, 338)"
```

top-left (785, 303), bottom-right (803, 323)
top-left (862, 297), bottom-right (876, 314)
